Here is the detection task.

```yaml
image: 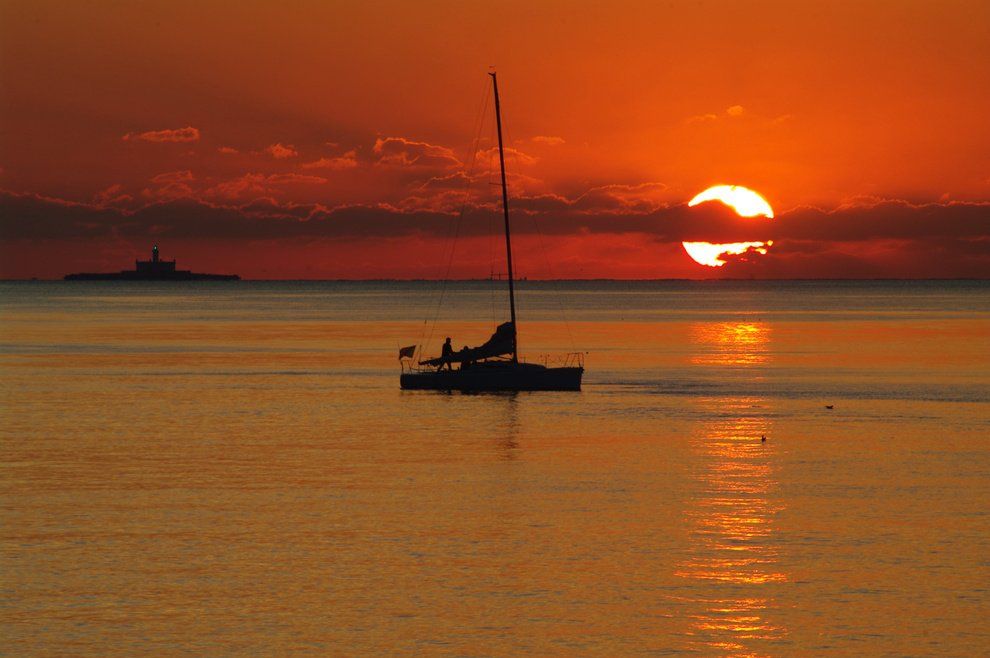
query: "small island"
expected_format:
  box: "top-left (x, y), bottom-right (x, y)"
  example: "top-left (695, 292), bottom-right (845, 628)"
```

top-left (64, 245), bottom-right (240, 281)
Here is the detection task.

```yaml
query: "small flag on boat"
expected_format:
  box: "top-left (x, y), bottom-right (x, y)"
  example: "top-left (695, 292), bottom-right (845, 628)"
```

top-left (398, 345), bottom-right (416, 360)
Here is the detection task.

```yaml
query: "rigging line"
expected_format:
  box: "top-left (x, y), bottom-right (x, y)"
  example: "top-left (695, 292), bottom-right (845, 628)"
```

top-left (420, 79), bottom-right (492, 358)
top-left (422, 89), bottom-right (489, 354)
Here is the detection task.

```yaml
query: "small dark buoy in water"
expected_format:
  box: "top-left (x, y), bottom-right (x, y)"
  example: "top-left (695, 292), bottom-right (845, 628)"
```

top-left (825, 404), bottom-right (834, 410)
top-left (761, 435), bottom-right (767, 442)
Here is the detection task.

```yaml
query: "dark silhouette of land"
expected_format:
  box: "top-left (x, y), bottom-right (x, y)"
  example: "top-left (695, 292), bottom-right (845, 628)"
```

top-left (64, 246), bottom-right (239, 281)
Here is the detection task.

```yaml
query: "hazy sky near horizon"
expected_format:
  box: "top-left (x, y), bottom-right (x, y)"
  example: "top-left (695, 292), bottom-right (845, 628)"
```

top-left (1, 0), bottom-right (988, 278)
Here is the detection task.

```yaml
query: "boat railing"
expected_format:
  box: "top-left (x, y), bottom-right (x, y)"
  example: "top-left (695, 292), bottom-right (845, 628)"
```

top-left (537, 352), bottom-right (585, 368)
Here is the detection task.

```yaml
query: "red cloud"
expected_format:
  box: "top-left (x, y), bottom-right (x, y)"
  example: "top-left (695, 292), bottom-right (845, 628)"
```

top-left (301, 150), bottom-right (358, 170)
top-left (267, 173), bottom-right (327, 185)
top-left (141, 185), bottom-right (193, 201)
top-left (572, 182), bottom-right (669, 213)
top-left (476, 146), bottom-right (538, 166)
top-left (150, 170), bottom-right (195, 184)
top-left (141, 170), bottom-right (196, 201)
top-left (92, 184), bottom-right (133, 208)
top-left (202, 173), bottom-right (327, 200)
top-left (373, 137), bottom-right (460, 169)
top-left (203, 174), bottom-right (269, 200)
top-left (122, 126), bottom-right (200, 143)
top-left (265, 143), bottom-right (298, 159)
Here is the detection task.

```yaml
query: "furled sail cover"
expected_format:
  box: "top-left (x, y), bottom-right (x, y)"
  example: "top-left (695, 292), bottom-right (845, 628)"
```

top-left (420, 322), bottom-right (515, 366)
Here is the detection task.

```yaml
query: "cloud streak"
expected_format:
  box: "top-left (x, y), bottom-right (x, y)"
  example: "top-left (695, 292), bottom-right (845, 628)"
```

top-left (301, 150), bottom-right (359, 170)
top-left (264, 143), bottom-right (299, 159)
top-left (123, 126), bottom-right (201, 143)
top-left (373, 137), bottom-right (461, 169)
top-left (201, 173), bottom-right (327, 200)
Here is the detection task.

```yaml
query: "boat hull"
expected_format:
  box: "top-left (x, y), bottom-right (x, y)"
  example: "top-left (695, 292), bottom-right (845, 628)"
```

top-left (401, 362), bottom-right (582, 392)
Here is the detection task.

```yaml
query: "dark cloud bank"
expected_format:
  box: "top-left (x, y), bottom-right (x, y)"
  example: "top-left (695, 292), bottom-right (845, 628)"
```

top-left (1, 190), bottom-right (988, 278)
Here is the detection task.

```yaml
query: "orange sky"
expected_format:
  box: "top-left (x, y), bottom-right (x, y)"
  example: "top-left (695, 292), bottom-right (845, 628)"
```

top-left (1, 0), bottom-right (988, 278)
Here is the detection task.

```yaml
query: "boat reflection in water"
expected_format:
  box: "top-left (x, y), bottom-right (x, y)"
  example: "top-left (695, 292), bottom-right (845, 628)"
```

top-left (676, 321), bottom-right (788, 656)
top-left (493, 391), bottom-right (521, 460)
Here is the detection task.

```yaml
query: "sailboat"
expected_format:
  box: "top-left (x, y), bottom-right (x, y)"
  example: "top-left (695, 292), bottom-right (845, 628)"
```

top-left (399, 72), bottom-right (584, 392)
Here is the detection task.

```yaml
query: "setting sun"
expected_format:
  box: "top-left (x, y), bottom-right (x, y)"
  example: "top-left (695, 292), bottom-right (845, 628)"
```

top-left (688, 185), bottom-right (774, 218)
top-left (682, 240), bottom-right (774, 267)
top-left (684, 185), bottom-right (774, 267)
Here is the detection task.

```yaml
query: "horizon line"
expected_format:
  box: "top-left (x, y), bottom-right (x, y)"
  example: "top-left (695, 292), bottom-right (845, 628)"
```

top-left (4, 277), bottom-right (989, 283)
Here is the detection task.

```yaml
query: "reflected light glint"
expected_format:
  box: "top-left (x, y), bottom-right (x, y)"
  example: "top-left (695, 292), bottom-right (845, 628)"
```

top-left (676, 320), bottom-right (785, 655)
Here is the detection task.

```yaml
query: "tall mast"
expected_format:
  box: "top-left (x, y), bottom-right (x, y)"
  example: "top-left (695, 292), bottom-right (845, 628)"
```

top-left (489, 71), bottom-right (518, 362)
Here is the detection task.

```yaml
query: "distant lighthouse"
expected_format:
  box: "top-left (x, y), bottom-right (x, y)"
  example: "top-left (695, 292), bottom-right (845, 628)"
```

top-left (65, 245), bottom-right (239, 280)
top-left (134, 245), bottom-right (175, 274)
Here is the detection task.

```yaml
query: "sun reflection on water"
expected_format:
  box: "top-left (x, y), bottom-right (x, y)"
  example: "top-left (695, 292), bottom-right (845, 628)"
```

top-left (676, 321), bottom-right (787, 656)
top-left (690, 322), bottom-right (771, 366)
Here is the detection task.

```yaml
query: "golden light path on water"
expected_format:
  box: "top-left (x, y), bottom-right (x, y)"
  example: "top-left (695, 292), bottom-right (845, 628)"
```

top-left (675, 321), bottom-right (787, 656)
top-left (2, 283), bottom-right (989, 655)
top-left (684, 185), bottom-right (774, 267)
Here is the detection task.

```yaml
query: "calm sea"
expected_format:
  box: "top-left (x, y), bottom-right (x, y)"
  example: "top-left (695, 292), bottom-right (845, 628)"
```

top-left (1, 280), bottom-right (988, 656)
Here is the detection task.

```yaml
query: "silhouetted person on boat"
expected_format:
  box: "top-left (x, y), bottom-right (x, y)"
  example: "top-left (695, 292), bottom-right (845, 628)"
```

top-left (439, 337), bottom-right (454, 371)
